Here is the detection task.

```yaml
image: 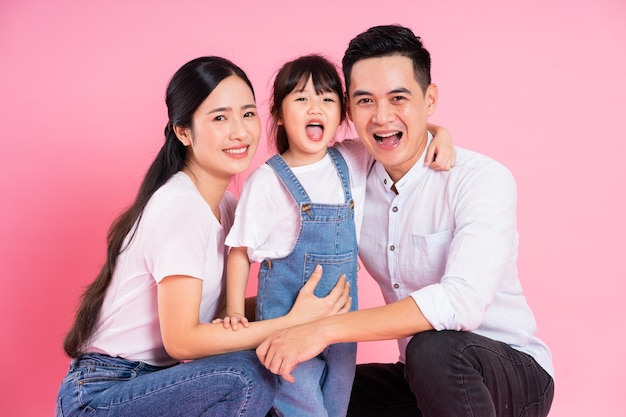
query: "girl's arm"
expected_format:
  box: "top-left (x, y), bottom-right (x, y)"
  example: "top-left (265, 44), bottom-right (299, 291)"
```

top-left (157, 265), bottom-right (351, 360)
top-left (221, 246), bottom-right (252, 330)
top-left (426, 123), bottom-right (455, 170)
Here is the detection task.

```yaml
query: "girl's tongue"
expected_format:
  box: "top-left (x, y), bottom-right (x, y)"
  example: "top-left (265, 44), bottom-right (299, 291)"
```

top-left (306, 125), bottom-right (323, 140)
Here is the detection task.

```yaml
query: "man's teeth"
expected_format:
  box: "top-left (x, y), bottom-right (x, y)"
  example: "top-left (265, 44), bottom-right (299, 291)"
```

top-left (374, 132), bottom-right (402, 143)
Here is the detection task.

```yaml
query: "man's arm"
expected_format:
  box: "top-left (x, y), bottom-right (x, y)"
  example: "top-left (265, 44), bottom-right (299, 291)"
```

top-left (256, 296), bottom-right (434, 382)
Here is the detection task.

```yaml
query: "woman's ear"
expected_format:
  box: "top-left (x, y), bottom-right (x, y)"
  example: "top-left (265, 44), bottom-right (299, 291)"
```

top-left (173, 125), bottom-right (192, 146)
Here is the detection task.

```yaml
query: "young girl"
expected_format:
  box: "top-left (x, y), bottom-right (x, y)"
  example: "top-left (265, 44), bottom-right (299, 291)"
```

top-left (222, 54), bottom-right (454, 417)
top-left (56, 56), bottom-right (352, 417)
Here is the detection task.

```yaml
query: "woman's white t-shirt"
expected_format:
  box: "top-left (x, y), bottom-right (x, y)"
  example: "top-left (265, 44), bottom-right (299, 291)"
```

top-left (86, 172), bottom-right (236, 366)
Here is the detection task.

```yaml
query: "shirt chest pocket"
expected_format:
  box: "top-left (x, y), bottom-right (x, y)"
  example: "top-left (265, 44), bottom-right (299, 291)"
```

top-left (408, 231), bottom-right (452, 284)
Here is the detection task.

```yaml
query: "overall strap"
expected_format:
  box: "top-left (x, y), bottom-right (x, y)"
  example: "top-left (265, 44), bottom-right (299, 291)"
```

top-left (266, 154), bottom-right (311, 205)
top-left (327, 147), bottom-right (352, 202)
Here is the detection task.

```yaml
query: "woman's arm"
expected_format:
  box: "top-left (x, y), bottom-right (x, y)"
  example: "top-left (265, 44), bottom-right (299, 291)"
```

top-left (425, 123), bottom-right (455, 170)
top-left (158, 265), bottom-right (351, 360)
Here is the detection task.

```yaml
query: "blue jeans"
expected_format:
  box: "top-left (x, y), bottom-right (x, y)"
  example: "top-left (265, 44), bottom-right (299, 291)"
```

top-left (348, 331), bottom-right (554, 417)
top-left (56, 351), bottom-right (277, 417)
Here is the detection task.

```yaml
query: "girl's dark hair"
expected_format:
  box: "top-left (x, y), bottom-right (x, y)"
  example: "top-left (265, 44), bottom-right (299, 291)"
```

top-left (63, 56), bottom-right (254, 358)
top-left (269, 54), bottom-right (345, 154)
top-left (342, 24), bottom-right (431, 95)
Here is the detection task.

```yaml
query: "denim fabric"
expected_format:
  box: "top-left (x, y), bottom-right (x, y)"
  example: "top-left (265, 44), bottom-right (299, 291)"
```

top-left (56, 350), bottom-right (277, 417)
top-left (348, 331), bottom-right (554, 417)
top-left (259, 147), bottom-right (358, 417)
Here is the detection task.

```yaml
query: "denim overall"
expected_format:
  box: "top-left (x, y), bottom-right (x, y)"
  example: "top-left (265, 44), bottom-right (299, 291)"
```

top-left (258, 147), bottom-right (358, 417)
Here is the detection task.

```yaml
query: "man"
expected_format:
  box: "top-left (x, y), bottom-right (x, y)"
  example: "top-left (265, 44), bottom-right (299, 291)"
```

top-left (257, 25), bottom-right (554, 417)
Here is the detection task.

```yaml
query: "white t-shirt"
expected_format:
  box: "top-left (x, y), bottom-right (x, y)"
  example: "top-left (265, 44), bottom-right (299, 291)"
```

top-left (226, 139), bottom-right (372, 262)
top-left (86, 172), bottom-right (236, 366)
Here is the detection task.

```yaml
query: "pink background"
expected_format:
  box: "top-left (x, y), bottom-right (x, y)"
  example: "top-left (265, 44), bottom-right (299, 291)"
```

top-left (1, 1), bottom-right (624, 415)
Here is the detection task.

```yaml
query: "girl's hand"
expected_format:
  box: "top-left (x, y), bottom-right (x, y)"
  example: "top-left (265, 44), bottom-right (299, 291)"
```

top-left (426, 124), bottom-right (456, 171)
top-left (211, 313), bottom-right (249, 331)
top-left (287, 265), bottom-right (351, 325)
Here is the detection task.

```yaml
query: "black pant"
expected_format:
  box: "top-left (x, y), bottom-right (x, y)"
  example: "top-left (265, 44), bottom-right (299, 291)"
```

top-left (348, 331), bottom-right (554, 417)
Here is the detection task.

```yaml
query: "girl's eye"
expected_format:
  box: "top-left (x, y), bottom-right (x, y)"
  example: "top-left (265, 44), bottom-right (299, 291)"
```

top-left (323, 97), bottom-right (336, 102)
top-left (295, 97), bottom-right (307, 102)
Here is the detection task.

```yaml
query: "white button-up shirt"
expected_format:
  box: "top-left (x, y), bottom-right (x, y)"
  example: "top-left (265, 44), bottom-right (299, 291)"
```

top-left (359, 136), bottom-right (553, 376)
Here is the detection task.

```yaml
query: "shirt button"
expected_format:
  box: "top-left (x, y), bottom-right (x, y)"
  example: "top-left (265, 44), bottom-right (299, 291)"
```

top-left (390, 245), bottom-right (396, 251)
top-left (393, 283), bottom-right (400, 289)
top-left (392, 206), bottom-right (398, 212)
top-left (384, 179), bottom-right (388, 185)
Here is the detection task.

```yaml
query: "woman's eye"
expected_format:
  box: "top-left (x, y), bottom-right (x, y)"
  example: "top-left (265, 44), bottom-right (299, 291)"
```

top-left (214, 115), bottom-right (226, 121)
top-left (243, 111), bottom-right (256, 118)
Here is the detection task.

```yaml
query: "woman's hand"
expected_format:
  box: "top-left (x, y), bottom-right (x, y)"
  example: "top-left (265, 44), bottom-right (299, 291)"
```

top-left (286, 265), bottom-right (351, 325)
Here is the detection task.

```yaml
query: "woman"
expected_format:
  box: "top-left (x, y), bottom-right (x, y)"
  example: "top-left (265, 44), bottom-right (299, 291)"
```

top-left (56, 56), bottom-right (351, 417)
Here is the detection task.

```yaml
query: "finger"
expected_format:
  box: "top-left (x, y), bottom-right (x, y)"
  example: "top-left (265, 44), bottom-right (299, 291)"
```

top-left (301, 265), bottom-right (323, 295)
top-left (231, 319), bottom-right (239, 331)
top-left (327, 275), bottom-right (346, 301)
top-left (256, 340), bottom-right (269, 365)
top-left (281, 365), bottom-right (296, 383)
top-left (241, 317), bottom-right (250, 328)
top-left (424, 147), bottom-right (436, 166)
top-left (338, 296), bottom-right (352, 314)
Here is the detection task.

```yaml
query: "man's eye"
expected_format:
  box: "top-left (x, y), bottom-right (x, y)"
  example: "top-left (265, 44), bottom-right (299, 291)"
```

top-left (392, 95), bottom-right (406, 102)
top-left (358, 98), bottom-right (372, 104)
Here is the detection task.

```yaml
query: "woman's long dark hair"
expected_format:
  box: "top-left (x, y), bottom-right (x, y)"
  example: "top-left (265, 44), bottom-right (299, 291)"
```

top-left (63, 56), bottom-right (255, 358)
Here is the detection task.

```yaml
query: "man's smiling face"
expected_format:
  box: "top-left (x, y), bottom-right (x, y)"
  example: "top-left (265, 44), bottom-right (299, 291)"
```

top-left (347, 54), bottom-right (438, 182)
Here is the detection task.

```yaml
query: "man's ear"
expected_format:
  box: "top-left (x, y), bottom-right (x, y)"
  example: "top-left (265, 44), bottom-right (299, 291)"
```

top-left (173, 125), bottom-right (192, 146)
top-left (426, 84), bottom-right (439, 116)
top-left (345, 94), bottom-right (353, 121)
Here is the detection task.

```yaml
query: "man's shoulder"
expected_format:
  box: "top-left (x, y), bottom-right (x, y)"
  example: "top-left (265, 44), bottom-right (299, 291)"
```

top-left (449, 147), bottom-right (516, 193)
top-left (454, 146), bottom-right (511, 174)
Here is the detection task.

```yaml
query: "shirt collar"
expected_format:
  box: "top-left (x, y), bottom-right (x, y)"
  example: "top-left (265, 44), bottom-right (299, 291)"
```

top-left (373, 131), bottom-right (434, 194)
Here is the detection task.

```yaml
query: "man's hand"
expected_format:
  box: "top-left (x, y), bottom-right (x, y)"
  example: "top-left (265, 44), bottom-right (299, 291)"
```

top-left (256, 323), bottom-right (327, 383)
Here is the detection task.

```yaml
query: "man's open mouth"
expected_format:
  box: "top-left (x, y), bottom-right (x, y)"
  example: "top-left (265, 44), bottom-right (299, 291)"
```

top-left (374, 132), bottom-right (402, 146)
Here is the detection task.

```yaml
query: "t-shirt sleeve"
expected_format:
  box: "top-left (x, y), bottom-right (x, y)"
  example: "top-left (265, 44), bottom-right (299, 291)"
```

top-left (225, 165), bottom-right (300, 262)
top-left (144, 194), bottom-right (213, 283)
